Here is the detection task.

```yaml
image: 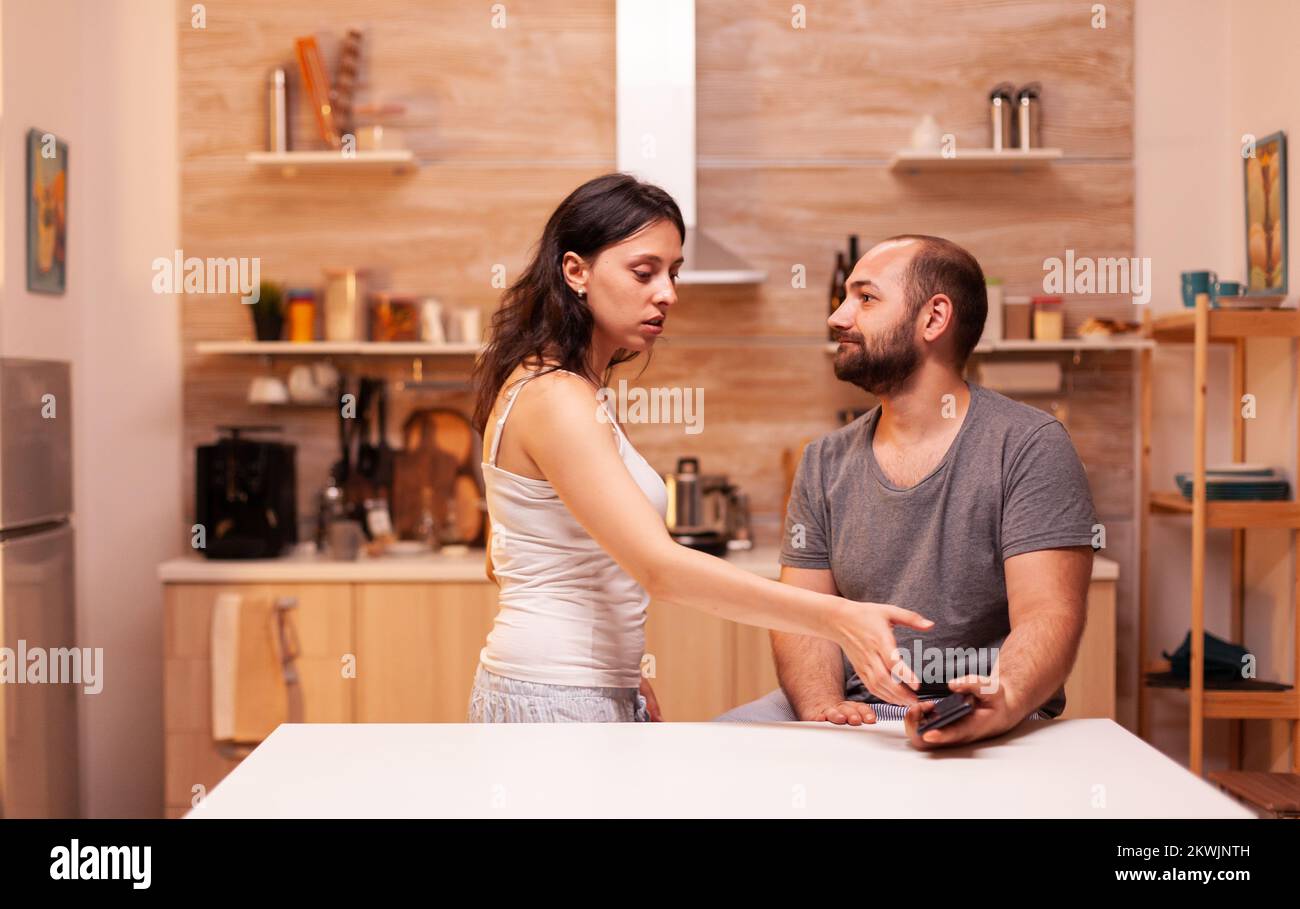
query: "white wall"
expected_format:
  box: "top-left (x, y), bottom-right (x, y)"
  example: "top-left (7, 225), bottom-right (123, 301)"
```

top-left (0, 0), bottom-right (180, 816)
top-left (1136, 0), bottom-right (1298, 771)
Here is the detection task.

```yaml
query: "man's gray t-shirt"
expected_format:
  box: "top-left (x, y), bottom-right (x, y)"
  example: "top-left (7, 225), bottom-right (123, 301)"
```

top-left (779, 382), bottom-right (1098, 717)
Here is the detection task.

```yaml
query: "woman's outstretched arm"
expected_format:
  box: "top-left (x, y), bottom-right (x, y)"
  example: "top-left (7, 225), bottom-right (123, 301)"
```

top-left (509, 371), bottom-right (931, 706)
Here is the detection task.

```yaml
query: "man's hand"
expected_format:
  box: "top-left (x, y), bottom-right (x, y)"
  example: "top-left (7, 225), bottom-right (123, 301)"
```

top-left (639, 677), bottom-right (663, 722)
top-left (903, 675), bottom-right (1026, 748)
top-left (802, 700), bottom-right (877, 725)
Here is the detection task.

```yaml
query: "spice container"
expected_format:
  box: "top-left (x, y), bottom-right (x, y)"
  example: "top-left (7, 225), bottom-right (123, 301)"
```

top-left (286, 288), bottom-right (316, 342)
top-left (982, 277), bottom-right (1005, 345)
top-left (1004, 295), bottom-right (1032, 340)
top-left (323, 268), bottom-right (359, 341)
top-left (1031, 295), bottom-right (1064, 341)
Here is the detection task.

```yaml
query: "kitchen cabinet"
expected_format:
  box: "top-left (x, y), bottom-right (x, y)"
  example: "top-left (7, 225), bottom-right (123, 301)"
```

top-left (163, 583), bottom-right (352, 818)
top-left (354, 583), bottom-right (496, 722)
top-left (160, 555), bottom-right (1117, 816)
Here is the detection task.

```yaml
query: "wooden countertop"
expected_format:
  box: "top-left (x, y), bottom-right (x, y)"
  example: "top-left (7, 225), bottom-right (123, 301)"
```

top-left (159, 546), bottom-right (1119, 584)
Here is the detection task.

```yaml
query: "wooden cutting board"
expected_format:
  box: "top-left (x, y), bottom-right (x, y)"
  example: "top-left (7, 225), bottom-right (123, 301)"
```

top-left (392, 409), bottom-right (485, 545)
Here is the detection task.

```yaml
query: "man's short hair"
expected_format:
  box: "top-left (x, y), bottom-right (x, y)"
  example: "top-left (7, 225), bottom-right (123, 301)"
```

top-left (884, 234), bottom-right (988, 367)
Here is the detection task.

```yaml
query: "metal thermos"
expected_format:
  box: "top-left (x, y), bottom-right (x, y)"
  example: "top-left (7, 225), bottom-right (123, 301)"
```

top-left (988, 82), bottom-right (1015, 152)
top-left (1015, 83), bottom-right (1042, 150)
top-left (267, 67), bottom-right (289, 152)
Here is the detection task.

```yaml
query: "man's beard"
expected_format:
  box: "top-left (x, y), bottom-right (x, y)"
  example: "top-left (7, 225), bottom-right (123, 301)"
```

top-left (832, 313), bottom-right (920, 396)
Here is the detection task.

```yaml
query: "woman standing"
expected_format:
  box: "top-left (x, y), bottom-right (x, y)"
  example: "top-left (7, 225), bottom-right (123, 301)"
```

top-left (468, 173), bottom-right (931, 722)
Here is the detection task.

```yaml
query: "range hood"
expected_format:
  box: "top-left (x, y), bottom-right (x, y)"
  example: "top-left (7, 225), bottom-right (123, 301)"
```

top-left (615, 0), bottom-right (766, 285)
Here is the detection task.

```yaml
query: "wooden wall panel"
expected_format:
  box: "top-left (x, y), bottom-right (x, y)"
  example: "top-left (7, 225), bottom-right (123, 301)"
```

top-left (698, 0), bottom-right (1133, 160)
top-left (179, 0), bottom-right (1136, 616)
top-left (178, 0), bottom-right (615, 164)
top-left (686, 163), bottom-right (1136, 338)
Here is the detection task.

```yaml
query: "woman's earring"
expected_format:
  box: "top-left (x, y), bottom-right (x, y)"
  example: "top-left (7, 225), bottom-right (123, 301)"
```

top-left (575, 287), bottom-right (586, 297)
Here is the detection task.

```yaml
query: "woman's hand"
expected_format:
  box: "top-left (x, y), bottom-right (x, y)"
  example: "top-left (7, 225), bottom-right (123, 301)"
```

top-left (639, 676), bottom-right (663, 721)
top-left (828, 600), bottom-right (934, 706)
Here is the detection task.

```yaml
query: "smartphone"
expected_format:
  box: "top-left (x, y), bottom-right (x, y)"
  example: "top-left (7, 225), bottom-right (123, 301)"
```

top-left (915, 693), bottom-right (974, 735)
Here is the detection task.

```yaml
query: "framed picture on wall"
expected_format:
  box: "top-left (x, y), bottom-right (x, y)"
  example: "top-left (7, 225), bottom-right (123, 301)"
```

top-left (26, 128), bottom-right (68, 295)
top-left (1243, 130), bottom-right (1287, 297)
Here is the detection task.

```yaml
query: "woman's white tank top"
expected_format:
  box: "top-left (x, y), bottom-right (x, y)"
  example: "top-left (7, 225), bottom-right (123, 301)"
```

top-left (478, 369), bottom-right (669, 687)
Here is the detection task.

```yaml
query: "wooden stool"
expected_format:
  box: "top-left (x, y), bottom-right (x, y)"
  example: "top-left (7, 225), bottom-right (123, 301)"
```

top-left (1207, 771), bottom-right (1300, 818)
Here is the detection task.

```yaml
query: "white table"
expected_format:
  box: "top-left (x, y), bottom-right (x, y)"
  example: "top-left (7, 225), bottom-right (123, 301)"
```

top-left (185, 719), bottom-right (1253, 819)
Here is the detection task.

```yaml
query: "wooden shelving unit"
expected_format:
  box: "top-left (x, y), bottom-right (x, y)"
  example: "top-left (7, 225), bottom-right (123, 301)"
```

top-left (823, 337), bottom-right (1152, 356)
top-left (245, 150), bottom-right (417, 176)
top-left (1138, 294), bottom-right (1300, 777)
top-left (195, 340), bottom-right (482, 357)
top-left (889, 148), bottom-right (1063, 173)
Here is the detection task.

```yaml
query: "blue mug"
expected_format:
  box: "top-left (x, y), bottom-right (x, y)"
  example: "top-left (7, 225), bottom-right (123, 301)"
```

top-left (1181, 270), bottom-right (1217, 308)
top-left (1215, 280), bottom-right (1244, 299)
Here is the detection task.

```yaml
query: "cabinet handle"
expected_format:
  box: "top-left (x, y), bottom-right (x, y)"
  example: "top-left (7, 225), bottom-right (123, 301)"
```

top-left (274, 597), bottom-right (305, 724)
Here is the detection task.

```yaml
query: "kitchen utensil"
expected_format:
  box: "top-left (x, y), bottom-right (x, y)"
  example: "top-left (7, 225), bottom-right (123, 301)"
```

top-left (287, 364), bottom-right (330, 403)
top-left (294, 36), bottom-right (339, 148)
top-left (1014, 82), bottom-right (1041, 150)
top-left (326, 519), bottom-right (364, 560)
top-left (375, 379), bottom-right (394, 493)
top-left (330, 27), bottom-right (363, 137)
top-left (247, 375), bottom-right (290, 405)
top-left (663, 457), bottom-right (733, 556)
top-left (332, 374), bottom-right (352, 485)
top-left (354, 378), bottom-right (379, 481)
top-left (988, 82), bottom-right (1015, 152)
top-left (392, 408), bottom-right (484, 545)
top-left (266, 67), bottom-right (289, 152)
top-left (316, 476), bottom-right (345, 552)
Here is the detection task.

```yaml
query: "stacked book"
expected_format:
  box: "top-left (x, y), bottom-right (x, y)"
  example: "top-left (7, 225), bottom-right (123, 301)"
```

top-left (1175, 464), bottom-right (1291, 501)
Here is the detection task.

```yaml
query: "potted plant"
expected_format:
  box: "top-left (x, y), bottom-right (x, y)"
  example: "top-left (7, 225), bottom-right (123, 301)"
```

top-left (250, 280), bottom-right (285, 341)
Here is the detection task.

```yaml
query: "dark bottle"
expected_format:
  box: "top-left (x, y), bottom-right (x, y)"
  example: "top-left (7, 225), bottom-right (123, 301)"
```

top-left (828, 252), bottom-right (848, 341)
top-left (847, 234), bottom-right (860, 270)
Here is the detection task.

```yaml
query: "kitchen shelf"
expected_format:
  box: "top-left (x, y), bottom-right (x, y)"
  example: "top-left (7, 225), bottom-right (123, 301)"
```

top-left (822, 337), bottom-right (1152, 355)
top-left (1147, 492), bottom-right (1300, 528)
top-left (1137, 295), bottom-right (1300, 776)
top-left (195, 340), bottom-right (482, 356)
top-left (1144, 676), bottom-right (1298, 720)
top-left (889, 148), bottom-right (1063, 172)
top-left (1150, 307), bottom-right (1300, 343)
top-left (245, 150), bottom-right (417, 176)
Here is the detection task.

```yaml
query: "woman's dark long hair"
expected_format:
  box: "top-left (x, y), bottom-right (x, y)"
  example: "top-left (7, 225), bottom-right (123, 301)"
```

top-left (471, 173), bottom-right (685, 434)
